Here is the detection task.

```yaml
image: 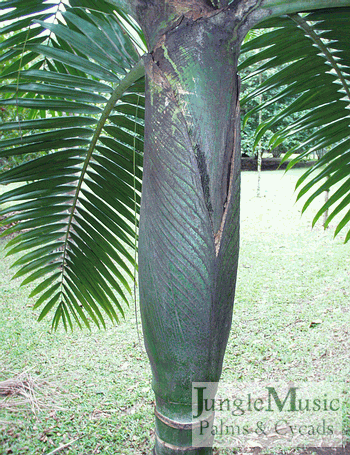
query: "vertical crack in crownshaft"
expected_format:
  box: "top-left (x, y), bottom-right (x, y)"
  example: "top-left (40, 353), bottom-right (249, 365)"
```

top-left (214, 74), bottom-right (240, 256)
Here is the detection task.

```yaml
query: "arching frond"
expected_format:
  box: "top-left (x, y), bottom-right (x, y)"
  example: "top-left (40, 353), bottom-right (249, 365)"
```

top-left (0, 3), bottom-right (146, 329)
top-left (240, 8), bottom-right (350, 241)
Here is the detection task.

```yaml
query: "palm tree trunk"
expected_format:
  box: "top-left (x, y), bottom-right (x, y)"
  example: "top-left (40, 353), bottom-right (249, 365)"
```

top-left (137, 4), bottom-right (261, 454)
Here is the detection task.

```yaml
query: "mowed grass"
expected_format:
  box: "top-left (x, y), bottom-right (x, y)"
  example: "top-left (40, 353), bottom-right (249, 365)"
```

top-left (0, 168), bottom-right (349, 455)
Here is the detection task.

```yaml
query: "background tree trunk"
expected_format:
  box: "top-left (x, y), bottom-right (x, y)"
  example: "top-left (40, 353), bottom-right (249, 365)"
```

top-left (257, 73), bottom-right (263, 198)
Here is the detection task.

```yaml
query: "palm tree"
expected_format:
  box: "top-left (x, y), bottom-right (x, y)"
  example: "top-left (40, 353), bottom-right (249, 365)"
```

top-left (1, 1), bottom-right (350, 453)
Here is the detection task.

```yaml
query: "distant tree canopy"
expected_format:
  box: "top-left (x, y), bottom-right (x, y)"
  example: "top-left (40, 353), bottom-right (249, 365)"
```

top-left (239, 64), bottom-right (314, 158)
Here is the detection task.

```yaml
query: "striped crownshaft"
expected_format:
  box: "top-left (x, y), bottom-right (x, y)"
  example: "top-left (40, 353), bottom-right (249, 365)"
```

top-left (137, 5), bottom-right (258, 453)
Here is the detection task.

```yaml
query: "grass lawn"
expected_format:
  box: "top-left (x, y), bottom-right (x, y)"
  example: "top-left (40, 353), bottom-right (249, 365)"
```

top-left (0, 168), bottom-right (349, 455)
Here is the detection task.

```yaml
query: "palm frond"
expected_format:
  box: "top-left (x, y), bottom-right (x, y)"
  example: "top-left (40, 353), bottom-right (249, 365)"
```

top-left (0, 3), bottom-right (146, 329)
top-left (240, 8), bottom-right (350, 241)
